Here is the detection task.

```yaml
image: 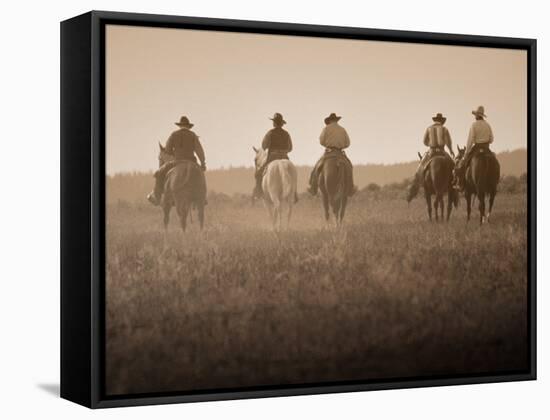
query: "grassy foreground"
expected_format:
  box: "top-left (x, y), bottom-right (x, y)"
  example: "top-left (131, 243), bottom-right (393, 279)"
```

top-left (106, 192), bottom-right (528, 395)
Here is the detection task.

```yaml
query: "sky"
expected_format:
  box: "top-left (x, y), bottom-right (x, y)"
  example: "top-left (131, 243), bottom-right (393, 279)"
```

top-left (106, 24), bottom-right (527, 174)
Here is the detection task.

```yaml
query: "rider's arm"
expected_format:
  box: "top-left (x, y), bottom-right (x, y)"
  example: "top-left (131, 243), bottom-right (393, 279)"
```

top-left (261, 130), bottom-right (271, 150)
top-left (488, 125), bottom-right (494, 144)
top-left (193, 135), bottom-right (206, 168)
top-left (423, 128), bottom-right (430, 146)
top-left (287, 132), bottom-right (293, 152)
top-left (165, 132), bottom-right (177, 155)
top-left (341, 128), bottom-right (350, 149)
top-left (445, 128), bottom-right (455, 157)
top-left (319, 127), bottom-right (328, 147)
top-left (466, 124), bottom-right (476, 151)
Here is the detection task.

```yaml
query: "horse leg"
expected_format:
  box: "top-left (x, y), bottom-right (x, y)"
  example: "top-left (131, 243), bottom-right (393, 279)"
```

top-left (478, 192), bottom-right (486, 226)
top-left (266, 204), bottom-right (275, 230)
top-left (176, 202), bottom-right (190, 232)
top-left (446, 191), bottom-right (453, 222)
top-left (332, 200), bottom-right (340, 228)
top-left (339, 196), bottom-right (348, 226)
top-left (162, 203), bottom-right (172, 245)
top-left (465, 191), bottom-right (472, 222)
top-left (276, 201), bottom-right (285, 232)
top-left (286, 201), bottom-right (293, 230)
top-left (272, 200), bottom-right (281, 232)
top-left (434, 196), bottom-right (441, 222)
top-left (487, 191), bottom-right (496, 223)
top-left (197, 203), bottom-right (205, 230)
top-left (163, 203), bottom-right (171, 231)
top-left (425, 192), bottom-right (432, 221)
top-left (322, 192), bottom-right (330, 224)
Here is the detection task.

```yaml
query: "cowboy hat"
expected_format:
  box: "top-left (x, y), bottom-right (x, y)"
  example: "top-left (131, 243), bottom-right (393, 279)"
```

top-left (269, 112), bottom-right (286, 125)
top-left (432, 112), bottom-right (447, 124)
top-left (175, 116), bottom-right (194, 128)
top-left (324, 113), bottom-right (342, 124)
top-left (472, 105), bottom-right (487, 118)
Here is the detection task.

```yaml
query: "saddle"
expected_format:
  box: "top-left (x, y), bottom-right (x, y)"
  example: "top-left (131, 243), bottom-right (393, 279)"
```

top-left (268, 150), bottom-right (290, 161)
top-left (323, 147), bottom-right (347, 160)
top-left (463, 144), bottom-right (495, 170)
top-left (422, 148), bottom-right (453, 174)
top-left (165, 160), bottom-right (206, 201)
top-left (155, 158), bottom-right (199, 178)
top-left (472, 144), bottom-right (494, 156)
top-left (258, 150), bottom-right (290, 177)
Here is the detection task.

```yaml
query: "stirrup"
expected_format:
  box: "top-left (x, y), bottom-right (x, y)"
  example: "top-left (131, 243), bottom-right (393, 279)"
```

top-left (307, 186), bottom-right (317, 196)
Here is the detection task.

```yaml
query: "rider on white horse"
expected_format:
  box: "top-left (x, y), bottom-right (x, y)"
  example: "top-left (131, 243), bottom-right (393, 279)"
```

top-left (253, 113), bottom-right (294, 200)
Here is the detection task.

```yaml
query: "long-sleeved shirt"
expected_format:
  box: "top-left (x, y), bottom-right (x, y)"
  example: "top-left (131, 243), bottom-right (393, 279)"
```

top-left (319, 122), bottom-right (350, 149)
top-left (423, 122), bottom-right (453, 154)
top-left (467, 119), bottom-right (494, 151)
top-left (165, 128), bottom-right (205, 165)
top-left (262, 127), bottom-right (293, 152)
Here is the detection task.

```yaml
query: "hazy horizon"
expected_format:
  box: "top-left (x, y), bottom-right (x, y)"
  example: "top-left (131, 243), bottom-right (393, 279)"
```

top-left (107, 146), bottom-right (527, 176)
top-left (106, 25), bottom-right (527, 175)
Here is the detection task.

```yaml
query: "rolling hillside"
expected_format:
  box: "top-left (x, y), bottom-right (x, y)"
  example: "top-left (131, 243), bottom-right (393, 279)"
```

top-left (107, 148), bottom-right (527, 202)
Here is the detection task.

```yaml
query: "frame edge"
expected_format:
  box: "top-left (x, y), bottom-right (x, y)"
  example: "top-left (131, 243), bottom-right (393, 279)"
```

top-left (60, 11), bottom-right (94, 408)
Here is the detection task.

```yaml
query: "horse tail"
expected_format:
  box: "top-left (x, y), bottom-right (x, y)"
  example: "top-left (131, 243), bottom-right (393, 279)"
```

top-left (280, 161), bottom-right (296, 201)
top-left (476, 154), bottom-right (490, 197)
top-left (333, 159), bottom-right (346, 203)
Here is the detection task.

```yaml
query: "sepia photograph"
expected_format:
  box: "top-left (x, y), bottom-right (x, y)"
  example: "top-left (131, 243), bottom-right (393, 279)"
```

top-left (104, 23), bottom-right (530, 397)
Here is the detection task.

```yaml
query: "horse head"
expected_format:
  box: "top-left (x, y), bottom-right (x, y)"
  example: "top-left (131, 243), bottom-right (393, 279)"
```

top-left (158, 142), bottom-right (175, 168)
top-left (252, 146), bottom-right (267, 170)
top-left (456, 145), bottom-right (466, 162)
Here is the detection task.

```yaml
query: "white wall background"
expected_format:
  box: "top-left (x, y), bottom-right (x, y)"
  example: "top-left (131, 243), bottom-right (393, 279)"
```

top-left (0, 0), bottom-right (547, 417)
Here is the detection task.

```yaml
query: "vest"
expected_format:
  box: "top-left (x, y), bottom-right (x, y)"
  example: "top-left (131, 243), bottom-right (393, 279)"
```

top-left (266, 127), bottom-right (291, 150)
top-left (168, 129), bottom-right (197, 161)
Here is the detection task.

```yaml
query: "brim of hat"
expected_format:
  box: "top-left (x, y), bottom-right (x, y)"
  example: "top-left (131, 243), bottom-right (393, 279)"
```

top-left (324, 116), bottom-right (341, 124)
top-left (472, 111), bottom-right (486, 117)
top-left (175, 122), bottom-right (194, 128)
top-left (270, 118), bottom-right (286, 124)
top-left (432, 117), bottom-right (447, 123)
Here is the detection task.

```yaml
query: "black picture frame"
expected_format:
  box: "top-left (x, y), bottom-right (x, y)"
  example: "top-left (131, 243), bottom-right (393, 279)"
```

top-left (60, 10), bottom-right (537, 409)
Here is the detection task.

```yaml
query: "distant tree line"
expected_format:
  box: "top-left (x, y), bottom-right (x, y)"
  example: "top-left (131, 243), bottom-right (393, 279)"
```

top-left (358, 172), bottom-right (527, 199)
top-left (107, 163), bottom-right (527, 206)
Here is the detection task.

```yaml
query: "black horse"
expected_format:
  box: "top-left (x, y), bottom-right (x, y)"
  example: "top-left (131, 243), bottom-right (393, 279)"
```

top-left (158, 143), bottom-right (207, 232)
top-left (456, 145), bottom-right (500, 225)
top-left (414, 152), bottom-right (457, 222)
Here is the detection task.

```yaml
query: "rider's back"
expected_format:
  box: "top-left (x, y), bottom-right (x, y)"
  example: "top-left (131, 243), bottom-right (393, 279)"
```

top-left (263, 127), bottom-right (292, 151)
top-left (167, 128), bottom-right (199, 161)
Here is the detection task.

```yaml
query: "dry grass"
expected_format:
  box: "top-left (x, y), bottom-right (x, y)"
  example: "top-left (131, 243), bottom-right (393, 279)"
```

top-left (106, 192), bottom-right (528, 395)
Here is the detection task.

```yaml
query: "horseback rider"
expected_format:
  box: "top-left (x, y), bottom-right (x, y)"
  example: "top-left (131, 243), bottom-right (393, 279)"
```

top-left (454, 105), bottom-right (494, 191)
top-left (407, 112), bottom-right (455, 201)
top-left (308, 113), bottom-right (356, 196)
top-left (253, 113), bottom-right (293, 198)
top-left (147, 115), bottom-right (206, 206)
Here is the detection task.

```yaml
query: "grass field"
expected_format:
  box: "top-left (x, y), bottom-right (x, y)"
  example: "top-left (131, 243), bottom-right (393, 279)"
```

top-left (106, 190), bottom-right (528, 396)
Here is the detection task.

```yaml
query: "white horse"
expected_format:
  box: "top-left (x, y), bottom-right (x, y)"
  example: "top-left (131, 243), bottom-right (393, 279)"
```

top-left (253, 147), bottom-right (298, 231)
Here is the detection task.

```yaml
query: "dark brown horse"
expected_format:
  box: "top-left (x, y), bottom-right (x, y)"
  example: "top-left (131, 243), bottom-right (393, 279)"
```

top-left (158, 143), bottom-right (207, 232)
top-left (318, 153), bottom-right (351, 226)
top-left (456, 145), bottom-right (500, 225)
top-left (415, 152), bottom-right (457, 222)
